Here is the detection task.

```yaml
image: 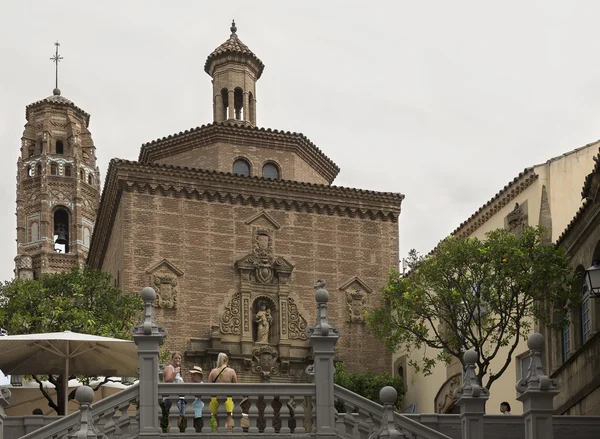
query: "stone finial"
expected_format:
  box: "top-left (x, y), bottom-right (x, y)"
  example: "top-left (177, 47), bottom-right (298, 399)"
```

top-left (454, 350), bottom-right (489, 399)
top-left (230, 20), bottom-right (237, 34)
top-left (516, 332), bottom-right (558, 393)
top-left (308, 280), bottom-right (338, 337)
top-left (130, 287), bottom-right (167, 340)
top-left (369, 386), bottom-right (409, 439)
top-left (69, 386), bottom-right (106, 439)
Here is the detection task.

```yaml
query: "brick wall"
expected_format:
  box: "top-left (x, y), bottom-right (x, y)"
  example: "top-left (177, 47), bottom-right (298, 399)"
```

top-left (101, 188), bottom-right (397, 375)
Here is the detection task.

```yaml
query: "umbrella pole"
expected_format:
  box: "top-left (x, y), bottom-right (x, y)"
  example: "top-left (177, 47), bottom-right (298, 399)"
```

top-left (63, 342), bottom-right (69, 415)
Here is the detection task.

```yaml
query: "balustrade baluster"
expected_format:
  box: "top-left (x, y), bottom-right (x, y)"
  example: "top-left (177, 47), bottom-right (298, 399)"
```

top-left (232, 396), bottom-right (243, 433)
top-left (116, 400), bottom-right (131, 437)
top-left (167, 393), bottom-right (180, 433)
top-left (200, 395), bottom-right (211, 433)
top-left (247, 395), bottom-right (259, 433)
top-left (263, 395), bottom-right (275, 434)
top-left (356, 409), bottom-right (372, 439)
top-left (293, 395), bottom-right (305, 434)
top-left (102, 407), bottom-right (117, 439)
top-left (183, 395), bottom-right (195, 433)
top-left (214, 396), bottom-right (227, 433)
top-left (310, 396), bottom-right (316, 433)
top-left (279, 396), bottom-right (292, 434)
top-left (343, 402), bottom-right (358, 438)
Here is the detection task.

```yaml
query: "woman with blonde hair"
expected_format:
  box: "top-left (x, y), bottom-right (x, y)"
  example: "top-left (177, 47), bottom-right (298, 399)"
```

top-left (208, 353), bottom-right (238, 431)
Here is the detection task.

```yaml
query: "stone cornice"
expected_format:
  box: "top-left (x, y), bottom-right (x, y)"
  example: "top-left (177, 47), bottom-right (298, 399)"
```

top-left (452, 168), bottom-right (538, 238)
top-left (137, 122), bottom-right (340, 184)
top-left (87, 159), bottom-right (403, 268)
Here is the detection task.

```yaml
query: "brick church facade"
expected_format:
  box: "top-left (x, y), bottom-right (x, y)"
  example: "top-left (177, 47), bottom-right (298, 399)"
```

top-left (15, 24), bottom-right (403, 380)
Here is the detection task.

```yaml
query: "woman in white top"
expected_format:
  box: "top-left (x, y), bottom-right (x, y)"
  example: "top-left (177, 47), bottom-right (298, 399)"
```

top-left (163, 352), bottom-right (185, 429)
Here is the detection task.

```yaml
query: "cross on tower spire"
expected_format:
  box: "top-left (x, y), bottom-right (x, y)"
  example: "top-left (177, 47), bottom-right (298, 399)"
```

top-left (49, 41), bottom-right (63, 96)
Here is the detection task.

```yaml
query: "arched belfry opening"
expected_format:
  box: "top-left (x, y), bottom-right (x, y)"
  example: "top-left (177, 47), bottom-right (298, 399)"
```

top-left (53, 208), bottom-right (70, 253)
top-left (234, 87), bottom-right (244, 120)
top-left (205, 21), bottom-right (264, 127)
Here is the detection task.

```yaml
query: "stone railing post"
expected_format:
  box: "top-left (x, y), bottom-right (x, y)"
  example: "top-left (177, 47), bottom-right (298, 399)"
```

top-left (69, 386), bottom-right (107, 439)
top-left (454, 350), bottom-right (489, 439)
top-left (369, 386), bottom-right (410, 439)
top-left (131, 287), bottom-right (167, 437)
top-left (308, 280), bottom-right (339, 437)
top-left (516, 333), bottom-right (559, 439)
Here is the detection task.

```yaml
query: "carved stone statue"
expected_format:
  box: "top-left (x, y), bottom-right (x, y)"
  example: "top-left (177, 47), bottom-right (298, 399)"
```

top-left (255, 303), bottom-right (272, 343)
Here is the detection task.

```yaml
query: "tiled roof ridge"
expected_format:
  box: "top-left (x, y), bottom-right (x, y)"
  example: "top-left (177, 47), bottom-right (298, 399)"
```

top-left (113, 157), bottom-right (403, 201)
top-left (204, 32), bottom-right (264, 78)
top-left (87, 157), bottom-right (403, 267)
top-left (25, 94), bottom-right (91, 127)
top-left (137, 121), bottom-right (340, 179)
top-left (533, 140), bottom-right (600, 168)
top-left (451, 167), bottom-right (537, 237)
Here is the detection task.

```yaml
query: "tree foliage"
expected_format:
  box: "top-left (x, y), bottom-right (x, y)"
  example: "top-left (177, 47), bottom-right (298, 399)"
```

top-left (334, 362), bottom-right (405, 409)
top-left (367, 226), bottom-right (576, 390)
top-left (0, 268), bottom-right (142, 414)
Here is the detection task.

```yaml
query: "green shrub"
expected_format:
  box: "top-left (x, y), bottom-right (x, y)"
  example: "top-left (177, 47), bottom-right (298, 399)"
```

top-left (334, 362), bottom-right (404, 410)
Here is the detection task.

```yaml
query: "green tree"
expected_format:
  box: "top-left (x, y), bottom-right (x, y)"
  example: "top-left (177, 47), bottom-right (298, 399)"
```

top-left (0, 268), bottom-right (142, 414)
top-left (334, 362), bottom-right (405, 409)
top-left (367, 226), bottom-right (576, 391)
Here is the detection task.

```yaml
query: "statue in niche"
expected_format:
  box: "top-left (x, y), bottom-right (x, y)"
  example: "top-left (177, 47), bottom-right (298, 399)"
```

top-left (255, 303), bottom-right (272, 343)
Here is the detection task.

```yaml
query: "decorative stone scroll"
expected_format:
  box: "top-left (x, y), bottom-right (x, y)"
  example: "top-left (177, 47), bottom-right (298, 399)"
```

top-left (145, 259), bottom-right (184, 309)
top-left (288, 298), bottom-right (307, 340)
top-left (339, 277), bottom-right (373, 324)
top-left (505, 201), bottom-right (528, 236)
top-left (220, 292), bottom-right (242, 335)
top-left (251, 344), bottom-right (280, 378)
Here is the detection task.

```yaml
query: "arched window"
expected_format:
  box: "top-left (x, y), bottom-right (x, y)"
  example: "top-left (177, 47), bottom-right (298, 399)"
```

top-left (80, 169), bottom-right (85, 181)
top-left (56, 140), bottom-right (64, 154)
top-left (53, 208), bottom-right (70, 254)
top-left (50, 163), bottom-right (57, 175)
top-left (64, 165), bottom-right (72, 177)
top-left (221, 88), bottom-right (229, 121)
top-left (36, 164), bottom-right (42, 176)
top-left (234, 87), bottom-right (244, 120)
top-left (233, 159), bottom-right (251, 177)
top-left (28, 165), bottom-right (35, 177)
top-left (262, 162), bottom-right (280, 180)
top-left (88, 174), bottom-right (93, 185)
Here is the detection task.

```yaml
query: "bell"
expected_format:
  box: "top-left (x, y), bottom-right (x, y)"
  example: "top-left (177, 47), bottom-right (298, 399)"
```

top-left (55, 224), bottom-right (68, 245)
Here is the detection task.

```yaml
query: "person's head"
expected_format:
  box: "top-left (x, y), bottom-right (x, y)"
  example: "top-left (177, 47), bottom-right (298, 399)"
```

top-left (260, 304), bottom-right (266, 311)
top-left (190, 365), bottom-right (203, 382)
top-left (216, 352), bottom-right (229, 368)
top-left (500, 402), bottom-right (511, 414)
top-left (170, 351), bottom-right (182, 366)
top-left (32, 408), bottom-right (43, 415)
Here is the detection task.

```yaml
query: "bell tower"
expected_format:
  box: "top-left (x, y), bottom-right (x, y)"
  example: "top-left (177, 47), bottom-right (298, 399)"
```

top-left (204, 21), bottom-right (264, 127)
top-left (14, 42), bottom-right (100, 279)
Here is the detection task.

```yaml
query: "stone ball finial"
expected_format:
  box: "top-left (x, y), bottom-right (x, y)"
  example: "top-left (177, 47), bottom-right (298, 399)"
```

top-left (315, 283), bottom-right (329, 304)
top-left (53, 88), bottom-right (61, 96)
top-left (230, 20), bottom-right (237, 34)
top-left (141, 287), bottom-right (156, 302)
top-left (527, 332), bottom-right (544, 351)
top-left (464, 349), bottom-right (478, 365)
top-left (75, 386), bottom-right (94, 405)
top-left (380, 386), bottom-right (398, 405)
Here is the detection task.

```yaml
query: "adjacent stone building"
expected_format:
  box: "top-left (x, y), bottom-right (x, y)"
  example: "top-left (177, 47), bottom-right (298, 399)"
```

top-left (545, 152), bottom-right (600, 415)
top-left (398, 144), bottom-right (599, 414)
top-left (14, 87), bottom-right (101, 280)
top-left (83, 23), bottom-right (403, 380)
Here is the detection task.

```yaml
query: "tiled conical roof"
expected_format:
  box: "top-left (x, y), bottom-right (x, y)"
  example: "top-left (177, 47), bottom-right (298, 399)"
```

top-left (25, 89), bottom-right (91, 126)
top-left (204, 21), bottom-right (265, 78)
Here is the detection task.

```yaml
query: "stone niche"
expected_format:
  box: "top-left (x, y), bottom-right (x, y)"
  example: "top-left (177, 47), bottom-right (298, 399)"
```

top-left (188, 212), bottom-right (311, 382)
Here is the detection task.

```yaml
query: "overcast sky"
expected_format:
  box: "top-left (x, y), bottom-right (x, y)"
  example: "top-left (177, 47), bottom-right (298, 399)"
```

top-left (2, 1), bottom-right (600, 283)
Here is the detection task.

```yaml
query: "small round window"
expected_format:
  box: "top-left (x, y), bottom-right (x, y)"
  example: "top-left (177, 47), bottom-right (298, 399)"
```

top-left (233, 159), bottom-right (251, 177)
top-left (262, 163), bottom-right (280, 180)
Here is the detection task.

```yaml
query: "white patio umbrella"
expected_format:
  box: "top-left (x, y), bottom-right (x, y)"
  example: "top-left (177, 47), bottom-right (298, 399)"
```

top-left (0, 331), bottom-right (138, 415)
